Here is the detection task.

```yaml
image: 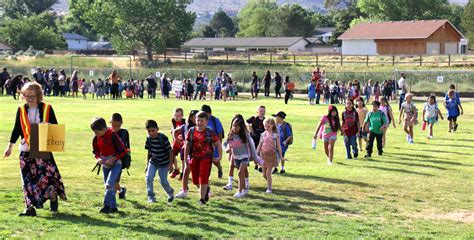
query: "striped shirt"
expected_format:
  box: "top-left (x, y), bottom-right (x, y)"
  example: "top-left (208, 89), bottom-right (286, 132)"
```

top-left (145, 134), bottom-right (171, 167)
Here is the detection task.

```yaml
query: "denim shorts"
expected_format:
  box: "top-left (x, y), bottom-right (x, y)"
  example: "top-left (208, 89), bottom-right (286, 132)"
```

top-left (358, 128), bottom-right (368, 139)
top-left (323, 135), bottom-right (337, 142)
top-left (234, 158), bottom-right (249, 168)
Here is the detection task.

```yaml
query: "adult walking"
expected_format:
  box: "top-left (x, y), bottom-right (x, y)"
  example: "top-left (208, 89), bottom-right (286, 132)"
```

top-left (145, 73), bottom-right (157, 99)
top-left (263, 70), bottom-right (271, 97)
top-left (3, 82), bottom-right (67, 216)
top-left (9, 75), bottom-right (23, 100)
top-left (108, 69), bottom-right (121, 99)
top-left (71, 70), bottom-right (79, 98)
top-left (0, 67), bottom-right (10, 95)
top-left (274, 72), bottom-right (282, 98)
top-left (161, 73), bottom-right (170, 99)
top-left (250, 71), bottom-right (259, 100)
top-left (284, 76), bottom-right (293, 104)
top-left (398, 73), bottom-right (408, 110)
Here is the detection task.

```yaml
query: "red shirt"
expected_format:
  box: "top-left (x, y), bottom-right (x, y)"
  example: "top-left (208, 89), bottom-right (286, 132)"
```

top-left (92, 128), bottom-right (128, 159)
top-left (186, 128), bottom-right (219, 160)
top-left (342, 109), bottom-right (359, 136)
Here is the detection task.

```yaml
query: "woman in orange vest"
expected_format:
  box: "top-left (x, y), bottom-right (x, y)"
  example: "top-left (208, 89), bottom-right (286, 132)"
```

top-left (3, 82), bottom-right (67, 217)
top-left (108, 69), bottom-right (122, 100)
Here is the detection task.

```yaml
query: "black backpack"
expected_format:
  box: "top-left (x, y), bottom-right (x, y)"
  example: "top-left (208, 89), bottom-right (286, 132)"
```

top-left (111, 131), bottom-right (131, 172)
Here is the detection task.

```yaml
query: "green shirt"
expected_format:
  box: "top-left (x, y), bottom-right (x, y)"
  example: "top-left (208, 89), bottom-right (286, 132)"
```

top-left (364, 110), bottom-right (386, 134)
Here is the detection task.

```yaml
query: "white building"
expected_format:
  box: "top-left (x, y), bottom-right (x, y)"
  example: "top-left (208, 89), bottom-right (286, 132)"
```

top-left (62, 33), bottom-right (88, 50)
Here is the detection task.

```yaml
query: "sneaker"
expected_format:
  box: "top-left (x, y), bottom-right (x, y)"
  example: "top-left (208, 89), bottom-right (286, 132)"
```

top-left (346, 157), bottom-right (353, 160)
top-left (204, 186), bottom-right (211, 202)
top-left (364, 155), bottom-right (371, 159)
top-left (99, 206), bottom-right (111, 214)
top-left (168, 195), bottom-right (174, 203)
top-left (118, 187), bottom-right (126, 199)
top-left (217, 170), bottom-right (223, 179)
top-left (19, 207), bottom-right (36, 217)
top-left (175, 190), bottom-right (187, 198)
top-left (406, 135), bottom-right (410, 141)
top-left (170, 169), bottom-right (180, 179)
top-left (233, 191), bottom-right (245, 198)
top-left (354, 152), bottom-right (358, 159)
top-left (279, 169), bottom-right (286, 174)
top-left (223, 184), bottom-right (233, 191)
top-left (272, 168), bottom-right (278, 174)
top-left (111, 208), bottom-right (118, 213)
top-left (378, 151), bottom-right (383, 156)
top-left (427, 135), bottom-right (433, 139)
top-left (408, 139), bottom-right (414, 144)
top-left (448, 129), bottom-right (452, 133)
top-left (198, 199), bottom-right (206, 205)
top-left (327, 161), bottom-right (333, 165)
top-left (258, 167), bottom-right (263, 173)
top-left (454, 124), bottom-right (458, 132)
top-left (148, 198), bottom-right (156, 203)
top-left (265, 189), bottom-right (272, 194)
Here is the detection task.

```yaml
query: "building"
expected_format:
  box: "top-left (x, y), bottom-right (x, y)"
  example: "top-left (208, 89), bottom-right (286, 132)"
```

top-left (338, 20), bottom-right (467, 55)
top-left (0, 41), bottom-right (13, 51)
top-left (314, 27), bottom-right (336, 44)
top-left (62, 33), bottom-right (88, 50)
top-left (87, 41), bottom-right (113, 50)
top-left (182, 37), bottom-right (336, 53)
top-left (305, 38), bottom-right (338, 53)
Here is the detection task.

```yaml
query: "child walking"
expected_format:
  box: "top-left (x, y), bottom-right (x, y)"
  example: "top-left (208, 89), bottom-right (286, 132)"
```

top-left (379, 97), bottom-right (396, 146)
top-left (256, 117), bottom-right (283, 194)
top-left (91, 117), bottom-right (129, 214)
top-left (144, 120), bottom-right (174, 203)
top-left (356, 98), bottom-right (368, 151)
top-left (184, 111), bottom-right (222, 205)
top-left (272, 111), bottom-right (293, 173)
top-left (170, 108), bottom-right (185, 178)
top-left (342, 99), bottom-right (360, 159)
top-left (364, 101), bottom-right (387, 158)
top-left (399, 93), bottom-right (418, 144)
top-left (423, 95), bottom-right (444, 138)
top-left (444, 90), bottom-right (462, 133)
top-left (313, 105), bottom-right (342, 165)
top-left (110, 113), bottom-right (131, 199)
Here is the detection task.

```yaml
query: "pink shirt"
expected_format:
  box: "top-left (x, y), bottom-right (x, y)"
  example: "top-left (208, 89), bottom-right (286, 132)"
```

top-left (320, 116), bottom-right (337, 138)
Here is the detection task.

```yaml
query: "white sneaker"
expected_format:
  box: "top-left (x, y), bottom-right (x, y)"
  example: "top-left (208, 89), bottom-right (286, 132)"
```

top-left (327, 160), bottom-right (333, 165)
top-left (175, 190), bottom-right (187, 198)
top-left (427, 135), bottom-right (433, 139)
top-left (148, 198), bottom-right (156, 203)
top-left (233, 191), bottom-right (245, 198)
top-left (223, 184), bottom-right (232, 191)
top-left (244, 185), bottom-right (249, 193)
top-left (265, 189), bottom-right (272, 194)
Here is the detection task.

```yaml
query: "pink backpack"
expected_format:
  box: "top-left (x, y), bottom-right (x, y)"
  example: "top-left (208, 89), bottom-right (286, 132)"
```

top-left (261, 131), bottom-right (277, 155)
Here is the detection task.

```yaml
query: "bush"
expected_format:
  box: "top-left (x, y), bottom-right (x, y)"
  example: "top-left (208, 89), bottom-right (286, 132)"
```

top-left (15, 50), bottom-right (24, 56)
top-left (8, 55), bottom-right (18, 61)
top-left (35, 51), bottom-right (46, 58)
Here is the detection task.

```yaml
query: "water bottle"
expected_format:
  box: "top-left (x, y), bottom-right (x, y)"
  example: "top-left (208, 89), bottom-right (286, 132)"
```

top-left (311, 139), bottom-right (317, 149)
top-left (422, 121), bottom-right (427, 131)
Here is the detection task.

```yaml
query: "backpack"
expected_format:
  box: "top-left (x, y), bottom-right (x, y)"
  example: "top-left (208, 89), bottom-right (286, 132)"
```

top-left (281, 122), bottom-right (293, 145)
top-left (188, 127), bottom-right (213, 157)
top-left (111, 131), bottom-right (132, 172)
top-left (260, 132), bottom-right (277, 154)
top-left (211, 116), bottom-right (225, 139)
top-left (172, 118), bottom-right (186, 129)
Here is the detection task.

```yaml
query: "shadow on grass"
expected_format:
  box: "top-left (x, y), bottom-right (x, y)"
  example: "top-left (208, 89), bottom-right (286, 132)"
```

top-left (281, 173), bottom-right (374, 188)
top-left (40, 212), bottom-right (201, 238)
top-left (360, 165), bottom-right (435, 177)
top-left (367, 158), bottom-right (450, 170)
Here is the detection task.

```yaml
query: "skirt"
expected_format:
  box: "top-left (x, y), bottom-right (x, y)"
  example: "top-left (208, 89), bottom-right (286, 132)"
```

top-left (19, 152), bottom-right (67, 208)
top-left (261, 152), bottom-right (278, 169)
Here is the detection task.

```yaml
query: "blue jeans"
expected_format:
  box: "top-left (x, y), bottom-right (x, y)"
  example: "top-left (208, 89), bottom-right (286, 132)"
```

top-left (102, 163), bottom-right (122, 208)
top-left (399, 93), bottom-right (406, 110)
top-left (146, 163), bottom-right (174, 201)
top-left (344, 135), bottom-right (358, 158)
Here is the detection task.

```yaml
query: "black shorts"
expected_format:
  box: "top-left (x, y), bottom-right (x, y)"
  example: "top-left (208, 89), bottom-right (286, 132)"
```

top-left (447, 116), bottom-right (458, 122)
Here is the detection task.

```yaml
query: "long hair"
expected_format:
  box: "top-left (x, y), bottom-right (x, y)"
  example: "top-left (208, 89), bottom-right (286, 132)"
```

top-left (228, 114), bottom-right (247, 143)
top-left (327, 105), bottom-right (341, 132)
top-left (263, 117), bottom-right (278, 134)
top-left (380, 96), bottom-right (391, 108)
top-left (187, 110), bottom-right (198, 127)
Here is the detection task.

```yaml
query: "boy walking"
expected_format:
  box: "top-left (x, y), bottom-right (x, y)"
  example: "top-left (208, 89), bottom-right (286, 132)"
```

top-left (145, 120), bottom-right (174, 203)
top-left (272, 111), bottom-right (293, 174)
top-left (364, 101), bottom-right (387, 158)
top-left (185, 111), bottom-right (223, 205)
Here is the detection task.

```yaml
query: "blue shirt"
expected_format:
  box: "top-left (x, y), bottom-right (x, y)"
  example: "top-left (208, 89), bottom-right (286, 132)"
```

top-left (445, 91), bottom-right (461, 104)
top-left (445, 98), bottom-right (460, 117)
top-left (277, 122), bottom-right (292, 152)
top-left (207, 115), bottom-right (224, 158)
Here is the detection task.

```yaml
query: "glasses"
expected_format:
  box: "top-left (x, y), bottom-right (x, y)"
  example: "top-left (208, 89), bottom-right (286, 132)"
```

top-left (23, 95), bottom-right (37, 100)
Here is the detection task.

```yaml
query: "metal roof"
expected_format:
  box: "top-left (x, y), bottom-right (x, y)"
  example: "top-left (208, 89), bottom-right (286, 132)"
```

top-left (62, 33), bottom-right (89, 40)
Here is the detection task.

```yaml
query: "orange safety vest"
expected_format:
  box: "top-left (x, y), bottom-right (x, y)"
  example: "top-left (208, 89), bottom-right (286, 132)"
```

top-left (19, 103), bottom-right (51, 146)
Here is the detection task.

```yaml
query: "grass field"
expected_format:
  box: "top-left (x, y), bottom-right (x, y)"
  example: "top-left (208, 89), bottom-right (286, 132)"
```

top-left (0, 95), bottom-right (473, 239)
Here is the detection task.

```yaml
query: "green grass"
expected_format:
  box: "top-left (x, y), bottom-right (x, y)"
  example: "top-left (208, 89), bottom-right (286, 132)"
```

top-left (0, 95), bottom-right (473, 239)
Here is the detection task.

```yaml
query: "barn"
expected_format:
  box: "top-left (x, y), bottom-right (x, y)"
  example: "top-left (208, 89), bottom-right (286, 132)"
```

top-left (338, 20), bottom-right (467, 55)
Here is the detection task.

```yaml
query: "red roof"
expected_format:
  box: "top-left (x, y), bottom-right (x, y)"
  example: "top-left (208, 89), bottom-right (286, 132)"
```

top-left (338, 20), bottom-right (464, 40)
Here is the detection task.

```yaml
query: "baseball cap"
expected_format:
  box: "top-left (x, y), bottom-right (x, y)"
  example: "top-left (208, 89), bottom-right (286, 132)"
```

top-left (272, 111), bottom-right (286, 119)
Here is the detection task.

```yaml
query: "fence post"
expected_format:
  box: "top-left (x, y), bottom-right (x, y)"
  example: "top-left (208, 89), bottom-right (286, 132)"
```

top-left (366, 55), bottom-right (369, 66)
top-left (316, 54), bottom-right (319, 66)
top-left (184, 51), bottom-right (187, 62)
top-left (205, 49), bottom-right (208, 64)
top-left (247, 51), bottom-right (250, 64)
top-left (340, 55), bottom-right (343, 66)
top-left (226, 53), bottom-right (229, 63)
top-left (293, 54), bottom-right (296, 65)
top-left (392, 55), bottom-right (395, 66)
top-left (419, 55), bottom-right (422, 66)
top-left (270, 52), bottom-right (272, 64)
top-left (164, 49), bottom-right (167, 62)
top-left (448, 54), bottom-right (451, 67)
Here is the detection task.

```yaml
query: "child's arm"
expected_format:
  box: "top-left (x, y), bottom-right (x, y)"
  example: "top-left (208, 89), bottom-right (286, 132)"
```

top-left (275, 136), bottom-right (283, 160)
top-left (256, 134), bottom-right (263, 154)
top-left (213, 140), bottom-right (223, 162)
top-left (398, 108), bottom-right (404, 124)
top-left (422, 109), bottom-right (426, 122)
top-left (459, 103), bottom-right (464, 115)
top-left (313, 121), bottom-right (323, 139)
top-left (168, 149), bottom-right (174, 173)
top-left (437, 108), bottom-right (444, 120)
top-left (389, 109), bottom-right (396, 128)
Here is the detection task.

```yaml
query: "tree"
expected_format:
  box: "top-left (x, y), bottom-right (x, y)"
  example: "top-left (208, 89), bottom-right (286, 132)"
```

top-left (237, 0), bottom-right (279, 37)
top-left (0, 0), bottom-right (58, 19)
top-left (312, 12), bottom-right (336, 28)
top-left (76, 0), bottom-right (195, 61)
top-left (57, 0), bottom-right (100, 41)
top-left (357, 0), bottom-right (451, 21)
top-left (274, 4), bottom-right (316, 37)
top-left (0, 12), bottom-right (66, 50)
top-left (329, 6), bottom-right (365, 45)
top-left (202, 25), bottom-right (217, 37)
top-left (462, 0), bottom-right (474, 48)
top-left (324, 0), bottom-right (356, 10)
top-left (210, 10), bottom-right (235, 37)
top-left (349, 16), bottom-right (384, 28)
top-left (445, 4), bottom-right (464, 32)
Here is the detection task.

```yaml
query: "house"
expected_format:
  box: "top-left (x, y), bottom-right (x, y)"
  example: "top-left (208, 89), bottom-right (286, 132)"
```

top-left (314, 27), bottom-right (336, 44)
top-left (62, 33), bottom-right (88, 50)
top-left (0, 41), bottom-right (13, 51)
top-left (182, 37), bottom-right (336, 53)
top-left (338, 20), bottom-right (467, 55)
top-left (305, 38), bottom-right (338, 53)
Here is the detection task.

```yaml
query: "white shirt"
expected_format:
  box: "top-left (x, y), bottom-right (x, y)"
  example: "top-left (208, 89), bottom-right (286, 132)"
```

top-left (423, 103), bottom-right (438, 119)
top-left (20, 107), bottom-right (40, 152)
top-left (398, 77), bottom-right (406, 94)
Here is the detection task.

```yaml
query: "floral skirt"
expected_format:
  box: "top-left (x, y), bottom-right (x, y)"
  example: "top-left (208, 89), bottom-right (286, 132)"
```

top-left (19, 152), bottom-right (67, 208)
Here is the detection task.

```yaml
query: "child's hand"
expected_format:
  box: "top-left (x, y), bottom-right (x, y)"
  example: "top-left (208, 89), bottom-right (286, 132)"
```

top-left (398, 120), bottom-right (401, 125)
top-left (461, 109), bottom-right (464, 115)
